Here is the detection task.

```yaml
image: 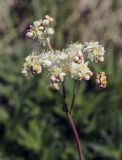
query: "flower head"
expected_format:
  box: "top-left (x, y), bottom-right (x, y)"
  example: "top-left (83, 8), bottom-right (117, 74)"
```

top-left (95, 72), bottom-right (107, 88)
top-left (22, 52), bottom-right (42, 79)
top-left (83, 41), bottom-right (105, 63)
top-left (26, 15), bottom-right (54, 45)
top-left (48, 66), bottom-right (65, 90)
top-left (23, 15), bottom-right (107, 90)
top-left (70, 62), bottom-right (93, 80)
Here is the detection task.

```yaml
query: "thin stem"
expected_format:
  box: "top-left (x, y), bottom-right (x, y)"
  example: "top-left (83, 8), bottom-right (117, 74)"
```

top-left (46, 40), bottom-right (53, 52)
top-left (70, 81), bottom-right (79, 113)
top-left (67, 112), bottom-right (84, 160)
top-left (62, 82), bottom-right (69, 112)
top-left (46, 40), bottom-right (84, 160)
top-left (62, 82), bottom-right (84, 160)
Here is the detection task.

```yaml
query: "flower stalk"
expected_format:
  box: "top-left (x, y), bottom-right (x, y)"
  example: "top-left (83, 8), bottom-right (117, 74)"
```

top-left (48, 42), bottom-right (84, 160)
top-left (62, 82), bottom-right (84, 160)
top-left (22, 15), bottom-right (107, 160)
top-left (46, 40), bottom-right (53, 53)
top-left (70, 80), bottom-right (79, 112)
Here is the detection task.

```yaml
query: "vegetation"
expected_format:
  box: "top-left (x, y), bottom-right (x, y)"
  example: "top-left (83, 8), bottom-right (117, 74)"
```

top-left (0, 0), bottom-right (122, 160)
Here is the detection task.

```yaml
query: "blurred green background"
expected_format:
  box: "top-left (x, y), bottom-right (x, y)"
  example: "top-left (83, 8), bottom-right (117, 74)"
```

top-left (0, 0), bottom-right (122, 160)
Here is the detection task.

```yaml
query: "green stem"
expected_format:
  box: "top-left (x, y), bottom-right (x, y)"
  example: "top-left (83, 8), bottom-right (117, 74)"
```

top-left (46, 40), bottom-right (53, 53)
top-left (70, 81), bottom-right (79, 112)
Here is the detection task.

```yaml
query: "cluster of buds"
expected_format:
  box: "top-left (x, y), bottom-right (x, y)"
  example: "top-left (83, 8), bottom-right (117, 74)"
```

top-left (49, 66), bottom-right (65, 90)
top-left (74, 51), bottom-right (84, 64)
top-left (95, 72), bottom-right (107, 88)
top-left (26, 15), bottom-right (54, 45)
top-left (22, 15), bottom-right (107, 90)
top-left (49, 73), bottom-right (65, 90)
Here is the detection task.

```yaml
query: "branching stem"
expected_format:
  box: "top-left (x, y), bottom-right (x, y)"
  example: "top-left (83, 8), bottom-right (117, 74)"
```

top-left (62, 82), bottom-right (84, 160)
top-left (47, 41), bottom-right (84, 160)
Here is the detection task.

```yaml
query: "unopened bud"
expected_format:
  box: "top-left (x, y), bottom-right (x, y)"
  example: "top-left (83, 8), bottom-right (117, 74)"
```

top-left (42, 19), bottom-right (49, 26)
top-left (26, 31), bottom-right (33, 38)
top-left (74, 56), bottom-right (79, 62)
top-left (84, 75), bottom-right (90, 80)
top-left (34, 21), bottom-right (41, 27)
top-left (50, 76), bottom-right (56, 82)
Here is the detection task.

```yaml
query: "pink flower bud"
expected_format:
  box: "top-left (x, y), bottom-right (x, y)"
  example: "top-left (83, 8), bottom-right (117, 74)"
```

top-left (45, 15), bottom-right (53, 22)
top-left (50, 76), bottom-right (56, 82)
top-left (78, 59), bottom-right (82, 64)
top-left (77, 51), bottom-right (82, 57)
top-left (55, 78), bottom-right (60, 83)
top-left (45, 15), bottom-right (50, 19)
top-left (26, 31), bottom-right (33, 38)
top-left (84, 75), bottom-right (90, 80)
top-left (74, 56), bottom-right (79, 62)
top-left (96, 79), bottom-right (100, 84)
top-left (88, 71), bottom-right (93, 76)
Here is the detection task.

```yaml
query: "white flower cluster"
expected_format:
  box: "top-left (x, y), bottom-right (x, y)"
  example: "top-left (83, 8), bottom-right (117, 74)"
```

top-left (83, 41), bottom-right (105, 63)
top-left (22, 42), bottom-right (106, 89)
top-left (26, 15), bottom-right (54, 45)
top-left (22, 52), bottom-right (42, 79)
top-left (22, 16), bottom-right (107, 90)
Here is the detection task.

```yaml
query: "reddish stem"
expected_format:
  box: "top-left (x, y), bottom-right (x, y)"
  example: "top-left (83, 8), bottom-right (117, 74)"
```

top-left (67, 112), bottom-right (84, 160)
top-left (47, 42), bottom-right (84, 160)
top-left (62, 82), bottom-right (84, 160)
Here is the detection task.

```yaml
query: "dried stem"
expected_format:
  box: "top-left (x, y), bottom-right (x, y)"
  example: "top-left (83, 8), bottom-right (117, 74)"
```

top-left (62, 82), bottom-right (84, 160)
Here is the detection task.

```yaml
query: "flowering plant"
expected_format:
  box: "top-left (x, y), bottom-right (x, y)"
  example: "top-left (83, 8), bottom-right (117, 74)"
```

top-left (22, 15), bottom-right (107, 160)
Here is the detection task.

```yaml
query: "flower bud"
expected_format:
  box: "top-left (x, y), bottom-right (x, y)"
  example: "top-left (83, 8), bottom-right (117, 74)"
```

top-left (26, 31), bottom-right (33, 38)
top-left (84, 75), bottom-right (90, 80)
top-left (42, 19), bottom-right (49, 26)
top-left (34, 21), bottom-right (41, 27)
top-left (78, 59), bottom-right (82, 64)
top-left (99, 56), bottom-right (104, 62)
top-left (77, 50), bottom-right (82, 57)
top-left (50, 76), bottom-right (56, 82)
top-left (47, 28), bottom-right (54, 35)
top-left (55, 78), bottom-right (60, 83)
top-left (88, 71), bottom-right (93, 76)
top-left (45, 15), bottom-right (53, 22)
top-left (74, 56), bottom-right (79, 62)
top-left (96, 79), bottom-right (100, 84)
top-left (95, 72), bottom-right (107, 88)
